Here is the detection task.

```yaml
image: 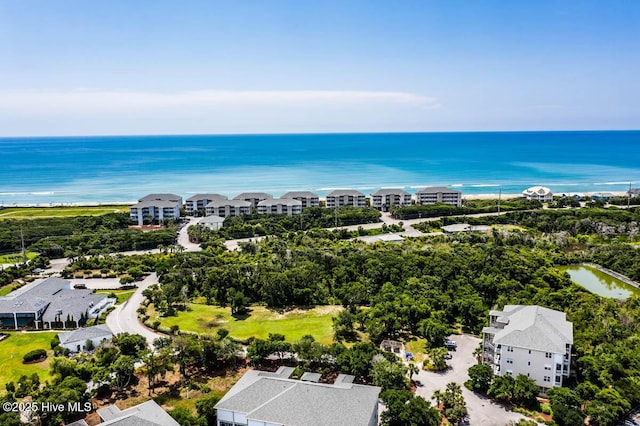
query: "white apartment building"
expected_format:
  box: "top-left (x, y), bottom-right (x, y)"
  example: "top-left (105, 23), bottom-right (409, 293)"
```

top-left (482, 305), bottom-right (573, 392)
top-left (522, 186), bottom-right (553, 203)
top-left (326, 190), bottom-right (367, 208)
top-left (257, 198), bottom-right (302, 215)
top-left (129, 193), bottom-right (182, 225)
top-left (281, 191), bottom-right (320, 208)
top-left (233, 192), bottom-right (273, 209)
top-left (370, 188), bottom-right (412, 210)
top-left (415, 186), bottom-right (462, 207)
top-left (206, 199), bottom-right (251, 218)
top-left (185, 193), bottom-right (228, 216)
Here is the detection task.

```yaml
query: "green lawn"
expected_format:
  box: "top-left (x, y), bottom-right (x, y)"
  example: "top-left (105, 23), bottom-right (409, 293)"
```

top-left (0, 252), bottom-right (38, 264)
top-left (0, 205), bottom-right (129, 219)
top-left (0, 331), bottom-right (57, 386)
top-left (153, 304), bottom-right (340, 344)
top-left (97, 289), bottom-right (136, 305)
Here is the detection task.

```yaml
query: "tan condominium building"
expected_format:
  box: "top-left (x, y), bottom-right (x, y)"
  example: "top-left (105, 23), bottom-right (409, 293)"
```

top-left (326, 190), bottom-right (368, 208)
top-left (370, 188), bottom-right (412, 210)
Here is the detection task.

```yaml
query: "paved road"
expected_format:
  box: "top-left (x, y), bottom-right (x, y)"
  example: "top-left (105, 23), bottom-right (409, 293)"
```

top-left (415, 334), bottom-right (528, 426)
top-left (105, 272), bottom-right (163, 347)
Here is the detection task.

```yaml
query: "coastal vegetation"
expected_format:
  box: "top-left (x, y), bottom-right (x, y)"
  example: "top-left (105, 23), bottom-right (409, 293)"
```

top-left (0, 205), bottom-right (129, 219)
top-left (390, 197), bottom-right (541, 220)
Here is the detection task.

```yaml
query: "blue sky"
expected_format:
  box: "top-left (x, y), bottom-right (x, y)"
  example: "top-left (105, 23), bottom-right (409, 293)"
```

top-left (0, 0), bottom-right (638, 136)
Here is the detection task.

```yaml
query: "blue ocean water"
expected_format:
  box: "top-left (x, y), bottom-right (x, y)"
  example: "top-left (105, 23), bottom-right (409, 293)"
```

top-left (0, 131), bottom-right (639, 205)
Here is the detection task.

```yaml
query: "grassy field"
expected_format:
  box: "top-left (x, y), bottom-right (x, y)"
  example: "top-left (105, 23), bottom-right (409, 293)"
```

top-left (97, 289), bottom-right (136, 304)
top-left (152, 304), bottom-right (340, 344)
top-left (0, 205), bottom-right (129, 219)
top-left (0, 331), bottom-right (57, 386)
top-left (0, 252), bottom-right (38, 264)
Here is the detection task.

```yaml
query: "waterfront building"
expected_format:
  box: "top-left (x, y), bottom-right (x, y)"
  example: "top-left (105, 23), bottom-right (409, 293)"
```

top-left (257, 198), bottom-right (303, 215)
top-left (185, 193), bottom-right (228, 216)
top-left (415, 186), bottom-right (462, 207)
top-left (482, 305), bottom-right (573, 392)
top-left (233, 192), bottom-right (273, 209)
top-left (522, 186), bottom-right (553, 203)
top-left (129, 193), bottom-right (182, 225)
top-left (325, 190), bottom-right (367, 208)
top-left (370, 188), bottom-right (412, 210)
top-left (206, 199), bottom-right (251, 217)
top-left (281, 191), bottom-right (320, 208)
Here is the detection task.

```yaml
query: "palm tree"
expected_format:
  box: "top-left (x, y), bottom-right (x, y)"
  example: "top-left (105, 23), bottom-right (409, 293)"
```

top-left (432, 389), bottom-right (444, 410)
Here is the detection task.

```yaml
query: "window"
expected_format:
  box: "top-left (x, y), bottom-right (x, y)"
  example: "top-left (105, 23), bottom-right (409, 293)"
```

top-left (556, 364), bottom-right (562, 371)
top-left (507, 346), bottom-right (514, 352)
top-left (528, 349), bottom-right (531, 354)
top-left (527, 361), bottom-right (531, 366)
top-left (506, 358), bottom-right (513, 364)
top-left (544, 365), bottom-right (551, 371)
top-left (545, 352), bottom-right (553, 358)
top-left (543, 376), bottom-right (551, 382)
top-left (555, 376), bottom-right (562, 383)
top-left (506, 370), bottom-right (513, 376)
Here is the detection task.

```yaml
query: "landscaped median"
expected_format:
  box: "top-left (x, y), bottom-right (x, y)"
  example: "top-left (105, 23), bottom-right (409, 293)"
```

top-left (144, 303), bottom-right (339, 344)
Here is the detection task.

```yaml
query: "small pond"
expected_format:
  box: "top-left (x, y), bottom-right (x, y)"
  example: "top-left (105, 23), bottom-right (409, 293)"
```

top-left (560, 265), bottom-right (640, 299)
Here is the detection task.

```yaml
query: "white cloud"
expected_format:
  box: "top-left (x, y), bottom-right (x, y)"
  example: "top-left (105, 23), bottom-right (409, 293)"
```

top-left (0, 89), bottom-right (436, 114)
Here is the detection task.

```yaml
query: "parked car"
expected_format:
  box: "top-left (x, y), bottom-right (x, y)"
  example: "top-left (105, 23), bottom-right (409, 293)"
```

top-left (444, 339), bottom-right (457, 351)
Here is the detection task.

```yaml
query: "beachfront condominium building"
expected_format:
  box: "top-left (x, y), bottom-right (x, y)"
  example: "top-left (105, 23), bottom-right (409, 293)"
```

top-left (522, 186), bottom-right (553, 203)
top-left (482, 305), bottom-right (573, 393)
top-left (281, 191), bottom-right (320, 208)
top-left (215, 367), bottom-right (381, 426)
top-left (371, 188), bottom-right (412, 210)
top-left (257, 198), bottom-right (303, 215)
top-left (233, 192), bottom-right (274, 209)
top-left (129, 193), bottom-right (182, 226)
top-left (206, 199), bottom-right (251, 218)
top-left (185, 193), bottom-right (228, 216)
top-left (415, 186), bottom-right (462, 207)
top-left (326, 190), bottom-right (368, 208)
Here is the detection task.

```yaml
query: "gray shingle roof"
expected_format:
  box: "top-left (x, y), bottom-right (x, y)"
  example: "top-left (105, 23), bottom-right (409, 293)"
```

top-left (281, 191), bottom-right (319, 198)
top-left (0, 277), bottom-right (68, 314)
top-left (491, 305), bottom-right (573, 353)
top-left (139, 194), bottom-right (182, 202)
top-left (41, 290), bottom-right (109, 323)
top-left (132, 200), bottom-right (179, 209)
top-left (216, 369), bottom-right (380, 426)
top-left (258, 198), bottom-right (303, 207)
top-left (233, 192), bottom-right (273, 200)
top-left (58, 324), bottom-right (113, 345)
top-left (98, 400), bottom-right (179, 426)
top-left (326, 189), bottom-right (366, 197)
top-left (198, 215), bottom-right (225, 224)
top-left (371, 188), bottom-right (410, 196)
top-left (416, 186), bottom-right (461, 194)
top-left (186, 193), bottom-right (228, 201)
top-left (206, 199), bottom-right (251, 208)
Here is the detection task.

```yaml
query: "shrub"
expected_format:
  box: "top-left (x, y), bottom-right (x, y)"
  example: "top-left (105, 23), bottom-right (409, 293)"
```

top-left (152, 320), bottom-right (161, 329)
top-left (23, 349), bottom-right (47, 363)
top-left (92, 273), bottom-right (102, 278)
top-left (50, 335), bottom-right (60, 349)
top-left (170, 324), bottom-right (180, 334)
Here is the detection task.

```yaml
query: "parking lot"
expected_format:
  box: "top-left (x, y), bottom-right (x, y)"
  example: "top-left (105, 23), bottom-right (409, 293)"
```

top-left (414, 334), bottom-right (528, 426)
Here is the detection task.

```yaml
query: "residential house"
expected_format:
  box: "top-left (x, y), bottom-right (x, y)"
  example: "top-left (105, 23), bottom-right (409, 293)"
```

top-left (130, 193), bottom-right (182, 225)
top-left (325, 190), bottom-right (367, 208)
top-left (0, 277), bottom-right (111, 330)
top-left (97, 400), bottom-right (179, 426)
top-left (482, 305), bottom-right (573, 392)
top-left (257, 198), bottom-right (302, 215)
top-left (522, 186), bottom-right (553, 203)
top-left (281, 191), bottom-right (320, 208)
top-left (185, 193), bottom-right (228, 216)
top-left (215, 367), bottom-right (380, 426)
top-left (206, 200), bottom-right (251, 218)
top-left (370, 188), bottom-right (412, 210)
top-left (233, 193), bottom-right (273, 209)
top-left (58, 324), bottom-right (113, 353)
top-left (415, 186), bottom-right (462, 207)
top-left (198, 215), bottom-right (226, 230)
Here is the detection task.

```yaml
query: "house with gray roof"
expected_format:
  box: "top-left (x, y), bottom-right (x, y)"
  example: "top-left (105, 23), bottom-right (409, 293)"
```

top-left (206, 199), bottom-right (251, 218)
top-left (185, 193), bottom-right (228, 216)
top-left (522, 186), bottom-right (553, 203)
top-left (0, 277), bottom-right (110, 330)
top-left (482, 305), bottom-right (573, 392)
top-left (325, 190), bottom-right (368, 208)
top-left (215, 367), bottom-right (380, 426)
top-left (198, 215), bottom-right (226, 230)
top-left (130, 194), bottom-right (183, 225)
top-left (233, 192), bottom-right (273, 209)
top-left (370, 188), bottom-right (412, 210)
top-left (97, 399), bottom-right (179, 426)
top-left (281, 191), bottom-right (320, 208)
top-left (416, 186), bottom-right (462, 207)
top-left (257, 198), bottom-right (302, 215)
top-left (58, 324), bottom-right (113, 353)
